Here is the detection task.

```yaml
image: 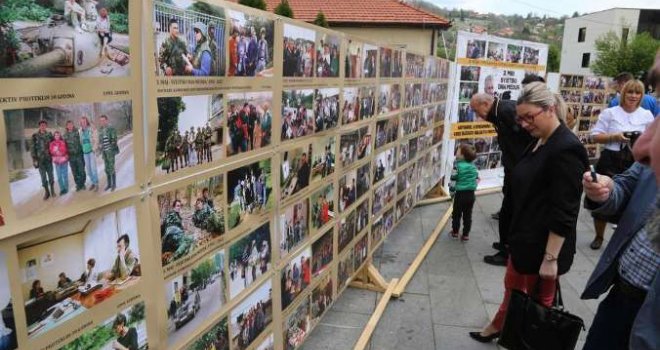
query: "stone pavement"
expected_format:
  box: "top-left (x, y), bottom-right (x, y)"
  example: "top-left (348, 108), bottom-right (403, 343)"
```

top-left (302, 193), bottom-right (612, 350)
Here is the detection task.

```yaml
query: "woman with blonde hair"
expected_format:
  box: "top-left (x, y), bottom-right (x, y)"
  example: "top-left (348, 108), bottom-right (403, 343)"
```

top-left (469, 82), bottom-right (589, 343)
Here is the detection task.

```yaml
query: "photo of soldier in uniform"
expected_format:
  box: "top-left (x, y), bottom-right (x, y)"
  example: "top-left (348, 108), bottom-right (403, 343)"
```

top-left (226, 159), bottom-right (273, 230)
top-left (375, 117), bottom-right (399, 150)
top-left (283, 24), bottom-right (315, 78)
top-left (158, 175), bottom-right (224, 267)
top-left (373, 148), bottom-right (396, 184)
top-left (316, 33), bottom-right (340, 78)
top-left (310, 136), bottom-right (335, 182)
top-left (230, 280), bottom-right (272, 350)
top-left (345, 39), bottom-right (363, 79)
top-left (227, 10), bottom-right (274, 77)
top-left (339, 126), bottom-right (371, 168)
top-left (226, 92), bottom-right (273, 157)
top-left (280, 144), bottom-right (312, 201)
top-left (60, 302), bottom-right (148, 350)
top-left (4, 101), bottom-right (134, 219)
top-left (0, 1), bottom-right (131, 78)
top-left (313, 88), bottom-right (339, 132)
top-left (228, 222), bottom-right (271, 299)
top-left (18, 205), bottom-right (141, 339)
top-left (154, 0), bottom-right (226, 77)
top-left (310, 184), bottom-right (334, 231)
top-left (372, 176), bottom-right (396, 216)
top-left (281, 89), bottom-right (315, 141)
top-left (280, 247), bottom-right (311, 311)
top-left (362, 44), bottom-right (377, 78)
top-left (186, 317), bottom-right (229, 350)
top-left (156, 94), bottom-right (223, 176)
top-left (405, 52), bottom-right (424, 79)
top-left (283, 299), bottom-right (309, 350)
top-left (279, 199), bottom-right (309, 258)
top-left (166, 250), bottom-right (226, 347)
top-left (310, 275), bottom-right (333, 327)
top-left (312, 229), bottom-right (333, 278)
top-left (0, 252), bottom-right (16, 350)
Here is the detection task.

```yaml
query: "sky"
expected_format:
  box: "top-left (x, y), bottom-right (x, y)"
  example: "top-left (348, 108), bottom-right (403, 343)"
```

top-left (426, 0), bottom-right (660, 17)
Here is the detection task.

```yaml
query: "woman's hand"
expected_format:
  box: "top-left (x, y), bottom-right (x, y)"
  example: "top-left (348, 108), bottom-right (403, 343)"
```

top-left (611, 132), bottom-right (629, 143)
top-left (539, 259), bottom-right (558, 280)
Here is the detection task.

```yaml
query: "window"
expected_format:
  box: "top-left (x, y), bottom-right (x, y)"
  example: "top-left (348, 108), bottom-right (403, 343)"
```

top-left (622, 28), bottom-right (630, 43)
top-left (578, 27), bottom-right (586, 42)
top-left (581, 53), bottom-right (590, 68)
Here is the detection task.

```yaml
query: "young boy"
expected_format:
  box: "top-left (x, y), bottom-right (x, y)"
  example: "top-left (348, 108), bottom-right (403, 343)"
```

top-left (449, 144), bottom-right (479, 241)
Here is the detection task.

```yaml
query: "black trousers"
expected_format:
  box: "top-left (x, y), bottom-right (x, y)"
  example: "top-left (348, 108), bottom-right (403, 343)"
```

top-left (452, 190), bottom-right (476, 236)
top-left (498, 170), bottom-right (512, 252)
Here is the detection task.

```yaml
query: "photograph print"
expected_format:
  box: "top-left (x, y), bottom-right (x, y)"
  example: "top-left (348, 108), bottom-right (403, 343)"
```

top-left (18, 205), bottom-right (141, 339)
top-left (0, 252), bottom-right (16, 350)
top-left (158, 175), bottom-right (225, 267)
top-left (372, 176), bottom-right (396, 216)
top-left (4, 100), bottom-right (134, 219)
top-left (165, 250), bottom-right (226, 347)
top-left (337, 250), bottom-right (354, 290)
top-left (373, 148), bottom-right (396, 184)
top-left (283, 298), bottom-right (310, 350)
top-left (338, 210), bottom-right (356, 254)
top-left (230, 279), bottom-right (273, 350)
top-left (226, 159), bottom-right (273, 230)
top-left (391, 49), bottom-right (403, 78)
top-left (379, 47), bottom-right (392, 78)
top-left (156, 94), bottom-right (223, 176)
top-left (523, 46), bottom-right (540, 65)
top-left (345, 39), bottom-right (363, 79)
top-left (405, 83), bottom-right (423, 108)
top-left (486, 41), bottom-right (505, 62)
top-left (355, 200), bottom-right (369, 236)
top-left (280, 144), bottom-right (312, 201)
top-left (466, 39), bottom-right (486, 59)
top-left (312, 229), bottom-right (333, 278)
top-left (310, 184), bottom-right (335, 231)
top-left (279, 199), bottom-right (309, 258)
top-left (154, 0), bottom-right (226, 77)
top-left (339, 163), bottom-right (370, 213)
top-left (375, 116), bottom-right (399, 150)
top-left (186, 317), bottom-right (229, 350)
top-left (338, 126), bottom-right (371, 168)
top-left (405, 52), bottom-right (424, 79)
top-left (310, 275), bottom-right (333, 327)
top-left (506, 44), bottom-right (522, 63)
top-left (316, 32), bottom-right (340, 78)
top-left (340, 86), bottom-right (376, 123)
top-left (310, 136), bottom-right (336, 183)
top-left (377, 84), bottom-right (401, 115)
top-left (0, 1), bottom-right (131, 78)
top-left (353, 234), bottom-right (368, 271)
top-left (283, 23), bottom-right (315, 78)
top-left (460, 66), bottom-right (480, 82)
top-left (228, 222), bottom-right (271, 299)
top-left (314, 88), bottom-right (339, 132)
top-left (280, 247), bottom-right (312, 311)
top-left (226, 92), bottom-right (273, 157)
top-left (362, 44), bottom-right (377, 78)
top-left (282, 89), bottom-right (315, 141)
top-left (227, 9), bottom-right (274, 77)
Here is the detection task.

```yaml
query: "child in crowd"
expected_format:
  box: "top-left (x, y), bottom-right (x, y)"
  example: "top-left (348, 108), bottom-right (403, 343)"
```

top-left (449, 144), bottom-right (479, 241)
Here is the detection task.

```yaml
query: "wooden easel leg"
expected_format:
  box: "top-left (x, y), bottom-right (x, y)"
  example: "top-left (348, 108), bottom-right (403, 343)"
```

top-left (349, 261), bottom-right (389, 293)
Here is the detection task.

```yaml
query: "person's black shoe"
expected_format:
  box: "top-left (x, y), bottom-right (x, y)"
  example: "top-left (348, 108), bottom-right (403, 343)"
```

top-left (492, 242), bottom-right (504, 251)
top-left (491, 211), bottom-right (500, 220)
top-left (484, 252), bottom-right (508, 266)
top-left (469, 331), bottom-right (500, 343)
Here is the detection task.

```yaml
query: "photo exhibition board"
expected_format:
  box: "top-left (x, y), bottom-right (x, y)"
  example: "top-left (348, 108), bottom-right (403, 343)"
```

top-left (0, 1), bottom-right (454, 349)
top-left (450, 31), bottom-right (549, 190)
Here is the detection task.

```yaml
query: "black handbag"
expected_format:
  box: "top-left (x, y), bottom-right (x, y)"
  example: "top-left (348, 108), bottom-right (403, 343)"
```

top-left (498, 281), bottom-right (585, 350)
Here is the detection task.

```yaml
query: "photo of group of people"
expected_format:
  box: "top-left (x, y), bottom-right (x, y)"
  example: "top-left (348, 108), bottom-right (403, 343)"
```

top-left (339, 163), bottom-right (370, 212)
top-left (363, 44), bottom-right (378, 78)
top-left (372, 177), bottom-right (396, 215)
top-left (281, 247), bottom-right (312, 310)
top-left (157, 95), bottom-right (222, 176)
top-left (560, 75), bottom-right (584, 89)
top-left (230, 280), bottom-right (272, 350)
top-left (18, 205), bottom-right (141, 339)
top-left (283, 24), bottom-right (315, 78)
top-left (282, 89), bottom-right (315, 141)
top-left (226, 92), bottom-right (273, 157)
top-left (1, 1), bottom-right (132, 78)
top-left (166, 251), bottom-right (226, 347)
top-left (371, 208), bottom-right (394, 249)
top-left (158, 175), bottom-right (224, 266)
top-left (284, 298), bottom-right (310, 350)
top-left (396, 192), bottom-right (414, 221)
top-left (154, 0), bottom-right (226, 77)
top-left (310, 137), bottom-right (336, 182)
top-left (279, 199), bottom-right (309, 258)
top-left (312, 229), bottom-right (333, 278)
top-left (345, 39), bottom-right (364, 79)
top-left (459, 82), bottom-right (479, 102)
top-left (227, 159), bottom-right (273, 230)
top-left (0, 252), bottom-right (16, 350)
top-left (582, 91), bottom-right (607, 105)
top-left (379, 48), bottom-right (403, 78)
top-left (310, 185), bottom-right (334, 231)
top-left (316, 33), bottom-right (340, 78)
top-left (310, 275), bottom-right (333, 327)
top-left (228, 222), bottom-right (271, 299)
top-left (227, 10), bottom-right (274, 77)
top-left (186, 317), bottom-right (228, 350)
top-left (341, 86), bottom-right (376, 125)
top-left (375, 117), bottom-right (399, 150)
top-left (401, 110), bottom-right (421, 136)
top-left (60, 302), bottom-right (148, 350)
top-left (461, 66), bottom-right (481, 82)
top-left (584, 76), bottom-right (610, 90)
top-left (405, 53), bottom-right (425, 78)
top-left (353, 234), bottom-right (368, 271)
top-left (377, 84), bottom-right (402, 115)
top-left (465, 39), bottom-right (486, 59)
top-left (355, 200), bottom-right (370, 235)
top-left (4, 101), bottom-right (134, 219)
top-left (523, 47), bottom-right (540, 65)
top-left (405, 83), bottom-right (423, 108)
top-left (506, 44), bottom-right (522, 63)
top-left (280, 145), bottom-right (312, 201)
top-left (337, 251), bottom-right (354, 290)
top-left (314, 88), bottom-right (340, 132)
top-left (338, 211), bottom-right (357, 255)
top-left (339, 126), bottom-right (371, 168)
top-left (373, 148), bottom-right (397, 184)
top-left (486, 41), bottom-right (505, 62)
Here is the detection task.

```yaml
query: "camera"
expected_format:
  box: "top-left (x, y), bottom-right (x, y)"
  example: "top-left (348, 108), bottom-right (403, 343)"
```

top-left (623, 131), bottom-right (642, 147)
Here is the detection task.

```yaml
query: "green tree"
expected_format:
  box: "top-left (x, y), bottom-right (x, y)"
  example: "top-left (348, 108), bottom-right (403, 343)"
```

top-left (313, 11), bottom-right (329, 28)
top-left (274, 0), bottom-right (294, 18)
top-left (238, 0), bottom-right (267, 11)
top-left (572, 11), bottom-right (579, 18)
top-left (591, 31), bottom-right (660, 78)
top-left (547, 43), bottom-right (560, 72)
top-left (190, 1), bottom-right (224, 17)
top-left (156, 97), bottom-right (185, 153)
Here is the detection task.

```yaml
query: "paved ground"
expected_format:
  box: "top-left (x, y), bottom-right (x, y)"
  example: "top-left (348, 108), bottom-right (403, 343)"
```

top-left (303, 193), bottom-right (612, 350)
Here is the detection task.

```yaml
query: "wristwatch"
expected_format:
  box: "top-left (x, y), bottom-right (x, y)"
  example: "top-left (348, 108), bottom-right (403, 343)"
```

top-left (544, 252), bottom-right (558, 262)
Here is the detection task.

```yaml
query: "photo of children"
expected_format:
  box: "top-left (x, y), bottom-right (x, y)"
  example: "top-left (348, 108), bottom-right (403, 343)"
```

top-left (279, 199), bottom-right (309, 258)
top-left (156, 94), bottom-right (223, 175)
top-left (283, 24), bottom-right (315, 78)
top-left (338, 126), bottom-right (371, 168)
top-left (282, 89), bottom-right (315, 141)
top-left (186, 317), bottom-right (228, 350)
top-left (310, 275), bottom-right (333, 327)
top-left (166, 251), bottom-right (226, 347)
top-left (284, 299), bottom-right (310, 350)
top-left (310, 136), bottom-right (336, 182)
top-left (506, 44), bottom-right (522, 63)
top-left (405, 53), bottom-right (424, 78)
top-left (353, 234), bottom-right (368, 270)
top-left (18, 205), bottom-right (141, 339)
top-left (362, 44), bottom-right (377, 78)
top-left (339, 163), bottom-right (370, 213)
top-left (314, 88), bottom-right (339, 132)
top-left (228, 222), bottom-right (271, 299)
top-left (466, 39), bottom-right (486, 59)
top-left (375, 117), bottom-right (399, 150)
top-left (0, 252), bottom-right (16, 350)
top-left (227, 10), bottom-right (274, 77)
top-left (312, 229), bottom-right (333, 278)
top-left (345, 39), bottom-right (363, 79)
top-left (310, 185), bottom-right (334, 231)
top-left (60, 302), bottom-right (148, 350)
top-left (338, 211), bottom-right (356, 254)
top-left (226, 159), bottom-right (273, 230)
top-left (154, 0), bottom-right (226, 77)
top-left (316, 33), bottom-right (340, 78)
top-left (373, 148), bottom-right (396, 184)
top-left (280, 144), bottom-right (312, 201)
top-left (230, 280), bottom-right (272, 350)
top-left (372, 176), bottom-right (396, 216)
top-left (158, 175), bottom-right (224, 267)
top-left (379, 48), bottom-right (392, 78)
top-left (280, 247), bottom-right (311, 310)
top-left (4, 101), bottom-right (134, 219)
top-left (226, 92), bottom-right (273, 157)
top-left (0, 1), bottom-right (131, 78)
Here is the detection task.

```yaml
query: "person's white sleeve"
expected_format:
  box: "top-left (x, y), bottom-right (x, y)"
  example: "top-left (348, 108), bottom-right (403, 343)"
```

top-left (590, 108), bottom-right (613, 135)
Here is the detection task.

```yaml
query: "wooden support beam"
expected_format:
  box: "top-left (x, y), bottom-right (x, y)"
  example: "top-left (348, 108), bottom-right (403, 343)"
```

top-left (415, 196), bottom-right (451, 207)
top-left (476, 187), bottom-right (503, 196)
top-left (350, 262), bottom-right (389, 293)
top-left (353, 278), bottom-right (399, 350)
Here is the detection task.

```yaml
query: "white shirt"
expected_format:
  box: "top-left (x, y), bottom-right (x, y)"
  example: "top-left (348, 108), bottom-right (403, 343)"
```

top-left (590, 106), bottom-right (654, 151)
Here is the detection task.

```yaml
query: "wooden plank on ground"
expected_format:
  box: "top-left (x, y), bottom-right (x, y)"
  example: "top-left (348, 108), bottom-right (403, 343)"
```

top-left (353, 278), bottom-right (399, 350)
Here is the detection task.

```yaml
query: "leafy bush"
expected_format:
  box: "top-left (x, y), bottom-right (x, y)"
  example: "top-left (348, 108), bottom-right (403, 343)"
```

top-left (1, 0), bottom-right (52, 23)
top-left (110, 13), bottom-right (128, 34)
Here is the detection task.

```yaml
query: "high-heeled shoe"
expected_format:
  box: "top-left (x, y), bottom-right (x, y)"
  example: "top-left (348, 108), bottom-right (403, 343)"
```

top-left (468, 331), bottom-right (500, 343)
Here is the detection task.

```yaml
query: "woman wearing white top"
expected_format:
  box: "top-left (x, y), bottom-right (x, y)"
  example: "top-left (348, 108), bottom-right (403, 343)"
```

top-left (96, 8), bottom-right (112, 57)
top-left (588, 79), bottom-right (654, 249)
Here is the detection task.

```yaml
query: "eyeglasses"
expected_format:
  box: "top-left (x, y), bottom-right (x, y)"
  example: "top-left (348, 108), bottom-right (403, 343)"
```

top-left (515, 108), bottom-right (546, 124)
